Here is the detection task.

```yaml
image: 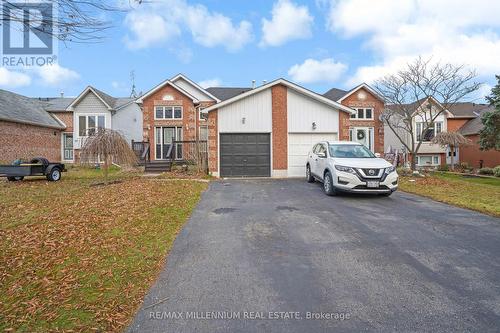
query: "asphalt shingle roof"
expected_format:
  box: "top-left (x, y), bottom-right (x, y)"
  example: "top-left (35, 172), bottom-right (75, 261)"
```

top-left (323, 88), bottom-right (348, 102)
top-left (0, 89), bottom-right (64, 129)
top-left (205, 87), bottom-right (252, 101)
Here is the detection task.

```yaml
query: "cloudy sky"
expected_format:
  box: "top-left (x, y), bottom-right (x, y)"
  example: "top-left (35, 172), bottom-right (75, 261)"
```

top-left (2, 0), bottom-right (499, 101)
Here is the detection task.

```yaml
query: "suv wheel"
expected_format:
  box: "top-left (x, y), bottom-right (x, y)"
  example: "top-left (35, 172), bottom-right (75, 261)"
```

top-left (306, 165), bottom-right (314, 183)
top-left (323, 172), bottom-right (336, 196)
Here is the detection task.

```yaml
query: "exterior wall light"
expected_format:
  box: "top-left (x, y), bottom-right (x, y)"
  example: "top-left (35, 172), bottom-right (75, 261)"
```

top-left (242, 117), bottom-right (246, 124)
top-left (312, 122), bottom-right (317, 130)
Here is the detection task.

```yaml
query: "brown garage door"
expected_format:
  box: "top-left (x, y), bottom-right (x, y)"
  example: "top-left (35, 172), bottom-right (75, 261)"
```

top-left (220, 133), bottom-right (271, 177)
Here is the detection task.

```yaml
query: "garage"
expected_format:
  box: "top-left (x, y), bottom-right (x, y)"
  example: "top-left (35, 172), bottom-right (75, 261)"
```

top-left (288, 133), bottom-right (338, 177)
top-left (220, 133), bottom-right (271, 177)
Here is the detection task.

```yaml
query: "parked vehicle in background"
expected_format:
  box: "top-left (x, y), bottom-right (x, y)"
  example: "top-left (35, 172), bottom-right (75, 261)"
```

top-left (306, 141), bottom-right (398, 196)
top-left (0, 157), bottom-right (66, 182)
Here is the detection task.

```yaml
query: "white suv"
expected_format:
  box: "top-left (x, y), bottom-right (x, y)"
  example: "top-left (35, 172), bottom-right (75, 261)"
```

top-left (306, 141), bottom-right (398, 196)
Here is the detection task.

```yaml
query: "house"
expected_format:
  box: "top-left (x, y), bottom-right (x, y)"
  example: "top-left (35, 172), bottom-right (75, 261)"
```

top-left (0, 87), bottom-right (142, 164)
top-left (203, 79), bottom-right (360, 178)
top-left (458, 108), bottom-right (500, 168)
top-left (135, 74), bottom-right (387, 177)
top-left (384, 97), bottom-right (499, 168)
top-left (0, 89), bottom-right (66, 162)
top-left (68, 86), bottom-right (142, 162)
top-left (136, 74), bottom-right (219, 162)
top-left (323, 83), bottom-right (385, 154)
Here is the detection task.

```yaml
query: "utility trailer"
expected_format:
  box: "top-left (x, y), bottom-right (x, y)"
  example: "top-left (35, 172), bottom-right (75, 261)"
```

top-left (0, 157), bottom-right (66, 182)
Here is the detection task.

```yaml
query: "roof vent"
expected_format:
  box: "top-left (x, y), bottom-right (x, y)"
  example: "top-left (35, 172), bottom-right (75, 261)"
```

top-left (252, 80), bottom-right (256, 89)
top-left (60, 91), bottom-right (64, 98)
top-left (262, 80), bottom-right (267, 85)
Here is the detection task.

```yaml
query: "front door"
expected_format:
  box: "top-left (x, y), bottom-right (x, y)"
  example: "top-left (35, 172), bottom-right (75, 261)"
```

top-left (155, 127), bottom-right (183, 160)
top-left (351, 127), bottom-right (374, 152)
top-left (62, 133), bottom-right (73, 161)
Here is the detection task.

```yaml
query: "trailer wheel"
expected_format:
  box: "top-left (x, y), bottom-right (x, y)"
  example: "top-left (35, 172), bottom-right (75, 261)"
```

top-left (46, 168), bottom-right (61, 181)
top-left (7, 176), bottom-right (23, 181)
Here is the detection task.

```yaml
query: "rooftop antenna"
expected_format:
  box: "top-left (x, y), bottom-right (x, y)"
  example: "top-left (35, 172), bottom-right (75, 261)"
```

top-left (130, 70), bottom-right (138, 98)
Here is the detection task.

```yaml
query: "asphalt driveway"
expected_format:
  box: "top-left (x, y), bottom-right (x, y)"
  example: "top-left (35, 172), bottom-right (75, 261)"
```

top-left (127, 179), bottom-right (500, 333)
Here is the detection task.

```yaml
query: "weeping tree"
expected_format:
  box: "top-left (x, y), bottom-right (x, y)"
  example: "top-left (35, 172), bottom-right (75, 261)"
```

top-left (431, 132), bottom-right (470, 171)
top-left (80, 129), bottom-right (137, 184)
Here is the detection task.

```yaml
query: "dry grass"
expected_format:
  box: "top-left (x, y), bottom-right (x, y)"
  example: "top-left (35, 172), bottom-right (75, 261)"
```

top-left (399, 172), bottom-right (500, 217)
top-left (0, 168), bottom-right (207, 332)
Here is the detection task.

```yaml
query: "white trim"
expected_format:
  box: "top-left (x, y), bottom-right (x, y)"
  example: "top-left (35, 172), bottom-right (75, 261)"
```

top-left (204, 78), bottom-right (355, 114)
top-left (337, 83), bottom-right (384, 103)
top-left (154, 106), bottom-right (183, 120)
top-left (170, 73), bottom-right (221, 102)
top-left (67, 86), bottom-right (113, 111)
top-left (76, 113), bottom-right (107, 137)
top-left (154, 126), bottom-right (183, 160)
top-left (417, 154), bottom-right (441, 166)
top-left (198, 106), bottom-right (208, 121)
top-left (61, 133), bottom-right (74, 162)
top-left (135, 80), bottom-right (200, 104)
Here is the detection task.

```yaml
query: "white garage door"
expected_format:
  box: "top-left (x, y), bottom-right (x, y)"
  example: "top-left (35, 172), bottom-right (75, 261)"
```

top-left (288, 133), bottom-right (338, 177)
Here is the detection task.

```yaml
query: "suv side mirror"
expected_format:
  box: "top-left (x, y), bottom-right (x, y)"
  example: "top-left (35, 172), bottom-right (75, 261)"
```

top-left (317, 152), bottom-right (327, 158)
top-left (375, 153), bottom-right (381, 158)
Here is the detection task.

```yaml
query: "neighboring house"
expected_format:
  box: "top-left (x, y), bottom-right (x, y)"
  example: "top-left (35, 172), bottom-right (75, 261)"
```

top-left (384, 97), bottom-right (499, 168)
top-left (323, 83), bottom-right (385, 154)
top-left (67, 86), bottom-right (142, 162)
top-left (0, 89), bottom-right (66, 162)
top-left (0, 86), bottom-right (141, 164)
top-left (458, 108), bottom-right (500, 168)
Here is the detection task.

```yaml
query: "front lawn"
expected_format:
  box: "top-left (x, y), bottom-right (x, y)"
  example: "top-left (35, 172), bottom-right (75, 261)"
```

top-left (0, 167), bottom-right (207, 332)
top-left (399, 172), bottom-right (500, 217)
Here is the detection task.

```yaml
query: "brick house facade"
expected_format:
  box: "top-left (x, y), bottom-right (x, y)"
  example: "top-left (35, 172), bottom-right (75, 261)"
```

top-left (0, 121), bottom-right (62, 162)
top-left (338, 87), bottom-right (385, 154)
top-left (138, 77), bottom-right (217, 161)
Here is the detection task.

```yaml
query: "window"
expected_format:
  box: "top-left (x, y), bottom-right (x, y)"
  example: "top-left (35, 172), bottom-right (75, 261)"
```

top-left (350, 108), bottom-right (374, 120)
top-left (199, 107), bottom-right (208, 121)
top-left (154, 106), bottom-right (183, 119)
top-left (78, 115), bottom-right (105, 136)
top-left (199, 125), bottom-right (208, 141)
top-left (417, 155), bottom-right (440, 166)
top-left (416, 122), bottom-right (443, 142)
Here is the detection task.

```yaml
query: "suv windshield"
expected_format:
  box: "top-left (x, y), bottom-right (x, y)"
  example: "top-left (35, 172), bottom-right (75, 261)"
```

top-left (329, 144), bottom-right (375, 158)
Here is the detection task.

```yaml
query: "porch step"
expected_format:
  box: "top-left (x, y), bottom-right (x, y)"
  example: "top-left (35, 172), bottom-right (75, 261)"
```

top-left (144, 160), bottom-right (172, 173)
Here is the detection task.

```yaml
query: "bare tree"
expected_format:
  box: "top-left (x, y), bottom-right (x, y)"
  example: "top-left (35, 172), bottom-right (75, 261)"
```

top-left (1, 0), bottom-right (143, 43)
top-left (431, 132), bottom-right (470, 171)
top-left (375, 57), bottom-right (481, 170)
top-left (80, 129), bottom-right (137, 184)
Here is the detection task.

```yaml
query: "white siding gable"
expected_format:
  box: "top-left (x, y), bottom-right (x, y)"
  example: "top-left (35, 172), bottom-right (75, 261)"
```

top-left (173, 77), bottom-right (215, 102)
top-left (218, 88), bottom-right (272, 133)
top-left (73, 91), bottom-right (112, 145)
top-left (287, 89), bottom-right (339, 133)
top-left (112, 103), bottom-right (142, 143)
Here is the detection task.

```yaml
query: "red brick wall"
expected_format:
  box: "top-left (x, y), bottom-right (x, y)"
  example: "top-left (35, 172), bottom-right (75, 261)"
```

top-left (208, 110), bottom-right (218, 173)
top-left (0, 121), bottom-right (61, 162)
top-left (142, 85), bottom-right (198, 161)
top-left (339, 87), bottom-right (385, 154)
top-left (51, 112), bottom-right (73, 132)
top-left (447, 118), bottom-right (470, 132)
top-left (272, 85), bottom-right (288, 170)
top-left (460, 134), bottom-right (500, 168)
